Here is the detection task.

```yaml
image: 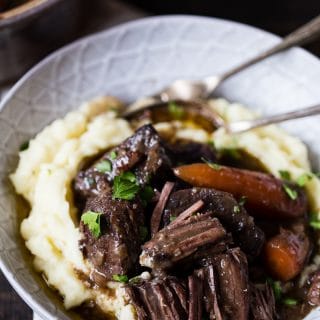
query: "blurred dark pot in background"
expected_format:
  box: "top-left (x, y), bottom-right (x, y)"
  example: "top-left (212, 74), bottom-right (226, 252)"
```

top-left (0, 0), bottom-right (84, 84)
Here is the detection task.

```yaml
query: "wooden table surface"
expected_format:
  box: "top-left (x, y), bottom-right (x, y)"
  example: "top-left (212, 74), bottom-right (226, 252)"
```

top-left (1, 0), bottom-right (319, 319)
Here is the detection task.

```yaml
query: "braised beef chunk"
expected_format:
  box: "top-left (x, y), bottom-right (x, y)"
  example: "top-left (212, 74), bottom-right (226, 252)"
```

top-left (126, 277), bottom-right (188, 320)
top-left (150, 181), bottom-right (175, 237)
top-left (140, 214), bottom-right (227, 271)
top-left (72, 120), bottom-right (316, 320)
top-left (74, 124), bottom-right (171, 199)
top-left (195, 266), bottom-right (222, 320)
top-left (187, 273), bottom-right (203, 320)
top-left (164, 188), bottom-right (265, 257)
top-left (250, 283), bottom-right (276, 320)
top-left (166, 141), bottom-right (217, 165)
top-left (79, 192), bottom-right (144, 284)
top-left (306, 270), bottom-right (320, 306)
top-left (214, 248), bottom-right (249, 320)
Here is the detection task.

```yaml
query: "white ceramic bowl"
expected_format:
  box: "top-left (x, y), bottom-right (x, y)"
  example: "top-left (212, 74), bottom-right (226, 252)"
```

top-left (0, 15), bottom-right (320, 319)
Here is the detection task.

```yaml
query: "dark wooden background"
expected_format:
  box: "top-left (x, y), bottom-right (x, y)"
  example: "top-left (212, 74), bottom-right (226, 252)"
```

top-left (1, 0), bottom-right (319, 319)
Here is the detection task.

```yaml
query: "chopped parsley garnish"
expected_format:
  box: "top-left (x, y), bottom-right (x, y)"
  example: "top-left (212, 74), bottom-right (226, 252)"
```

top-left (95, 160), bottom-right (112, 173)
top-left (19, 140), bottom-right (29, 151)
top-left (233, 205), bottom-right (240, 213)
top-left (309, 211), bottom-right (320, 230)
top-left (310, 221), bottom-right (320, 229)
top-left (282, 298), bottom-right (298, 306)
top-left (201, 157), bottom-right (221, 170)
top-left (110, 150), bottom-right (117, 160)
top-left (207, 140), bottom-right (215, 150)
top-left (85, 177), bottom-right (94, 187)
top-left (268, 278), bottom-right (297, 306)
top-left (168, 101), bottom-right (185, 119)
top-left (140, 185), bottom-right (155, 205)
top-left (139, 226), bottom-right (148, 241)
top-left (283, 184), bottom-right (298, 200)
top-left (81, 211), bottom-right (102, 238)
top-left (121, 171), bottom-right (136, 182)
top-left (238, 196), bottom-right (247, 206)
top-left (279, 170), bottom-right (291, 181)
top-left (129, 276), bottom-right (141, 284)
top-left (112, 274), bottom-right (128, 283)
top-left (170, 216), bottom-right (177, 222)
top-left (267, 278), bottom-right (282, 301)
top-left (221, 148), bottom-right (242, 160)
top-left (112, 171), bottom-right (140, 200)
top-left (296, 173), bottom-right (312, 187)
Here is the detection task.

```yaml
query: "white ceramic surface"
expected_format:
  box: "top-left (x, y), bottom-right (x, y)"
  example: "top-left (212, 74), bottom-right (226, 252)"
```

top-left (0, 15), bottom-right (320, 319)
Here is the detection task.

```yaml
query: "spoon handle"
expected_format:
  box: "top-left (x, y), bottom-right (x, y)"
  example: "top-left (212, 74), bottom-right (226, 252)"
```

top-left (217, 15), bottom-right (320, 82)
top-left (227, 104), bottom-right (320, 134)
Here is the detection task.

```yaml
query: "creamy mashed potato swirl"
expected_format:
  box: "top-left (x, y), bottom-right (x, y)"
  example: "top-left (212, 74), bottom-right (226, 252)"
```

top-left (10, 96), bottom-right (320, 319)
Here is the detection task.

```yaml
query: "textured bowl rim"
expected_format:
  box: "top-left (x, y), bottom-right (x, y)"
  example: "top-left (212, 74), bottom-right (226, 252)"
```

top-left (1, 14), bottom-right (320, 319)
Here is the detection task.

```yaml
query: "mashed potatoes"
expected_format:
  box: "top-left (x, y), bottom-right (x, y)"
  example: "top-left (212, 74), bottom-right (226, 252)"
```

top-left (10, 96), bottom-right (320, 318)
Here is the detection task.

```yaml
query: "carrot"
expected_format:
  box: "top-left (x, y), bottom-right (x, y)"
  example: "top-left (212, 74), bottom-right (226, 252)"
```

top-left (264, 229), bottom-right (310, 281)
top-left (173, 163), bottom-right (307, 220)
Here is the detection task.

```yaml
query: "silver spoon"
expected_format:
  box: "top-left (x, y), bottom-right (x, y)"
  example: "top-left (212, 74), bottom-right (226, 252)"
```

top-left (225, 104), bottom-right (320, 134)
top-left (123, 14), bottom-right (320, 117)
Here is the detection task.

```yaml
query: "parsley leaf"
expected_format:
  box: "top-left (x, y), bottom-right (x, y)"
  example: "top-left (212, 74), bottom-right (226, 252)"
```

top-left (267, 278), bottom-right (282, 301)
top-left (129, 275), bottom-right (141, 284)
top-left (207, 140), bottom-right (215, 150)
top-left (112, 274), bottom-right (128, 283)
top-left (238, 196), bottom-right (247, 206)
top-left (140, 185), bottom-right (155, 206)
top-left (81, 211), bottom-right (102, 238)
top-left (170, 216), bottom-right (177, 222)
top-left (233, 205), bottom-right (240, 213)
top-left (283, 184), bottom-right (298, 200)
top-left (19, 140), bottom-right (30, 151)
top-left (110, 151), bottom-right (117, 160)
top-left (201, 157), bottom-right (221, 170)
top-left (221, 148), bottom-right (242, 160)
top-left (310, 221), bottom-right (320, 229)
top-left (279, 170), bottom-right (291, 181)
top-left (309, 211), bottom-right (320, 230)
top-left (121, 171), bottom-right (136, 182)
top-left (95, 160), bottom-right (112, 173)
top-left (296, 173), bottom-right (312, 187)
top-left (168, 101), bottom-right (185, 119)
top-left (282, 298), bottom-right (298, 306)
top-left (112, 171), bottom-right (140, 200)
top-left (139, 226), bottom-right (148, 241)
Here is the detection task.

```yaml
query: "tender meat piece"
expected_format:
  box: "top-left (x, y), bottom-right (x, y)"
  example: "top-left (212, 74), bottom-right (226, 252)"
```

top-left (74, 124), bottom-right (171, 198)
top-left (188, 273), bottom-right (203, 320)
top-left (150, 182), bottom-right (175, 237)
top-left (163, 188), bottom-right (265, 257)
top-left (140, 212), bottom-right (227, 271)
top-left (195, 266), bottom-right (222, 320)
top-left (174, 163), bottom-right (308, 219)
top-left (166, 141), bottom-right (217, 165)
top-left (264, 227), bottom-right (310, 281)
top-left (126, 277), bottom-right (188, 320)
top-left (250, 283), bottom-right (276, 320)
top-left (213, 248), bottom-right (249, 320)
top-left (306, 270), bottom-right (320, 306)
top-left (79, 192), bottom-right (144, 284)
